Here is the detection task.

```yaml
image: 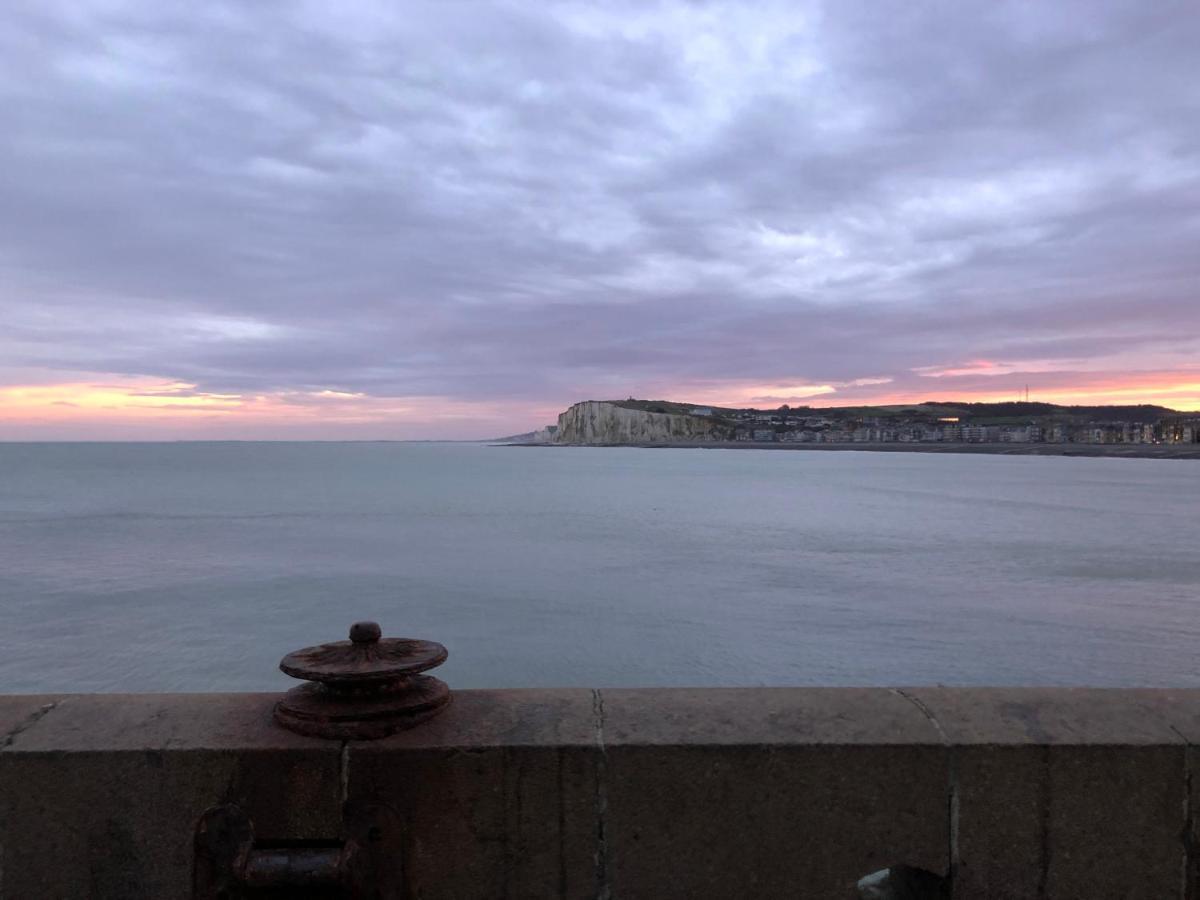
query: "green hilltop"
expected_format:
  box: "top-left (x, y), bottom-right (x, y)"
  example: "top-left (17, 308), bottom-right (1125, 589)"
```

top-left (612, 398), bottom-right (1181, 425)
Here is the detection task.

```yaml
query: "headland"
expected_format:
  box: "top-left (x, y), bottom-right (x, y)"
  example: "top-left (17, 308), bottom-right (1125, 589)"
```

top-left (502, 398), bottom-right (1200, 458)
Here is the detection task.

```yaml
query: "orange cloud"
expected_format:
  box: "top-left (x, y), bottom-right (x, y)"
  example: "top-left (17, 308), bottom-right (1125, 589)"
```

top-left (0, 376), bottom-right (562, 440)
top-left (0, 379), bottom-right (244, 417)
top-left (812, 377), bottom-right (1200, 411)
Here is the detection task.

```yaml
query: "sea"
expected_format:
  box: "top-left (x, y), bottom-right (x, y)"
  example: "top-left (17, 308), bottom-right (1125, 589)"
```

top-left (1, 441), bottom-right (1197, 693)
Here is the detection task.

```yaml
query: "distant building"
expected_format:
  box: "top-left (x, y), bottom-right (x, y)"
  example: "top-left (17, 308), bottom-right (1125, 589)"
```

top-left (1003, 425), bottom-right (1042, 442)
top-left (1087, 425), bottom-right (1124, 444)
top-left (690, 407), bottom-right (713, 417)
top-left (752, 429), bottom-right (776, 442)
top-left (1121, 424), bottom-right (1140, 444)
top-left (961, 425), bottom-right (988, 443)
top-left (781, 430), bottom-right (818, 442)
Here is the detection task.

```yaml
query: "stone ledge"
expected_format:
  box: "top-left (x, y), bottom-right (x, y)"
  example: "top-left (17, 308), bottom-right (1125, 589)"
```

top-left (2, 687), bottom-right (1199, 899)
top-left (7, 688), bottom-right (1199, 751)
top-left (904, 687), bottom-right (1196, 745)
top-left (602, 686), bottom-right (944, 745)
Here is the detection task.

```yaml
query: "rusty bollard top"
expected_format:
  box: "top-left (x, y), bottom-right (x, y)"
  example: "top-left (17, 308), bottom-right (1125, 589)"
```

top-left (273, 621), bottom-right (451, 740)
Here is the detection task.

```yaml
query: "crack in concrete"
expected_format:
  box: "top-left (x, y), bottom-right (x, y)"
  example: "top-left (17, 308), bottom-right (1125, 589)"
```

top-left (0, 701), bottom-right (62, 751)
top-left (1168, 724), bottom-right (1192, 899)
top-left (1036, 746), bottom-right (1052, 899)
top-left (893, 689), bottom-right (958, 892)
top-left (340, 741), bottom-right (350, 805)
top-left (1, 701), bottom-right (64, 892)
top-left (591, 689), bottom-right (611, 900)
top-left (892, 689), bottom-right (948, 743)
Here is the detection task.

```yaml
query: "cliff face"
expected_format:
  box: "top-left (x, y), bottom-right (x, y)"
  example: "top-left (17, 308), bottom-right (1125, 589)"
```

top-left (556, 401), bottom-right (730, 444)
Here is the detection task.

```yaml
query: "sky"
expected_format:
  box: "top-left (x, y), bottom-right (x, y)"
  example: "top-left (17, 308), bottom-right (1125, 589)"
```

top-left (2, 0), bottom-right (1199, 439)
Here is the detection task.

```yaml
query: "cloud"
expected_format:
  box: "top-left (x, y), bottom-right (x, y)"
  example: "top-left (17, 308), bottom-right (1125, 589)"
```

top-left (1, 0), bottom-right (1199, 437)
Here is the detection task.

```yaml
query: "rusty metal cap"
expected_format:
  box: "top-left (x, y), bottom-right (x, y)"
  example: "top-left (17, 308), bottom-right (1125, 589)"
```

top-left (274, 621), bottom-right (452, 740)
top-left (279, 620), bottom-right (448, 687)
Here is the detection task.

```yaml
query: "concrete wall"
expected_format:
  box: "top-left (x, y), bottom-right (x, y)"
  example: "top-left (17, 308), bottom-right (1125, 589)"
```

top-left (2, 687), bottom-right (1198, 898)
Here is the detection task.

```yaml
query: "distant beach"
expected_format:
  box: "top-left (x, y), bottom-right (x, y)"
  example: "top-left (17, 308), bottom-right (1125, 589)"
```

top-left (511, 441), bottom-right (1200, 460)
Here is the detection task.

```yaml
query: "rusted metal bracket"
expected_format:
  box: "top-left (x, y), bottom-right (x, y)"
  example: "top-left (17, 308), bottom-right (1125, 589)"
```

top-left (193, 800), bottom-right (402, 898)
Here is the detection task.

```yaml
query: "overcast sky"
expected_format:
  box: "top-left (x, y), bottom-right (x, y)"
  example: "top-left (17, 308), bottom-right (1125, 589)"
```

top-left (2, 0), bottom-right (1199, 438)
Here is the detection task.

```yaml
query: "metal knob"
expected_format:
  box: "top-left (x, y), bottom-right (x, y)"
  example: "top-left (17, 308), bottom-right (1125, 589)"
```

top-left (349, 621), bottom-right (381, 644)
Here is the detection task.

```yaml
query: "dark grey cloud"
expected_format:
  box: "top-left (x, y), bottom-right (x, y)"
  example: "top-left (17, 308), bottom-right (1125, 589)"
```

top-left (2, 0), bottom-right (1199, 431)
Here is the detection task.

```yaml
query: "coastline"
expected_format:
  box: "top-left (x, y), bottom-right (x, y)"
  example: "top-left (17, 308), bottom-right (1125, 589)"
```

top-left (502, 441), bottom-right (1200, 459)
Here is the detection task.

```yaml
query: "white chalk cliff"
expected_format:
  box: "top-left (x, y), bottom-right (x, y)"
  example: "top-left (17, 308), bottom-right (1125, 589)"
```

top-left (555, 401), bottom-right (730, 444)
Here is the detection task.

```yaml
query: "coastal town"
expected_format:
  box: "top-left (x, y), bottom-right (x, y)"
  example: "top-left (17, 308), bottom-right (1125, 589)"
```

top-left (717, 408), bottom-right (1200, 446)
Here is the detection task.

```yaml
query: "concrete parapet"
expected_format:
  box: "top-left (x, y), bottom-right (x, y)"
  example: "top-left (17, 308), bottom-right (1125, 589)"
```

top-left (1, 687), bottom-right (1198, 898)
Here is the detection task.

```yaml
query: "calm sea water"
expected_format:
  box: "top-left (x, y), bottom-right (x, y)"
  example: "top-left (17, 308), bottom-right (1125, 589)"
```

top-left (1, 442), bottom-right (1197, 693)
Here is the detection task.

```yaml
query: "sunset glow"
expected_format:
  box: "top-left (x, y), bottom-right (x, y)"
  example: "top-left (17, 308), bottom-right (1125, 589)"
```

top-left (0, 376), bottom-right (567, 440)
top-left (1, 1), bottom-right (1198, 439)
top-left (2, 368), bottom-right (1197, 441)
top-left (645, 370), bottom-right (1200, 416)
top-left (0, 381), bottom-right (244, 416)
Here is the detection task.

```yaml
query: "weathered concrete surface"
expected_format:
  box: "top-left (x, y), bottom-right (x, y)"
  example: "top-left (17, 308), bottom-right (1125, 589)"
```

top-left (0, 694), bottom-right (64, 749)
top-left (2, 688), bottom-right (1199, 899)
top-left (602, 689), bottom-right (949, 899)
top-left (0, 693), bottom-right (341, 899)
top-left (906, 688), bottom-right (1194, 900)
top-left (1131, 689), bottom-right (1200, 898)
top-left (347, 689), bottom-right (600, 900)
top-left (601, 687), bottom-right (942, 746)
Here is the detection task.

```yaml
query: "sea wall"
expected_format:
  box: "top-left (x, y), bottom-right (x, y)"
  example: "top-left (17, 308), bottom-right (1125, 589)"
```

top-left (556, 401), bottom-right (729, 444)
top-left (2, 687), bottom-right (1198, 898)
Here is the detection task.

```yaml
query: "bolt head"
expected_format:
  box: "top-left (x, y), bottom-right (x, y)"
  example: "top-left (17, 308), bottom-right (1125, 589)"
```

top-left (349, 621), bottom-right (382, 644)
